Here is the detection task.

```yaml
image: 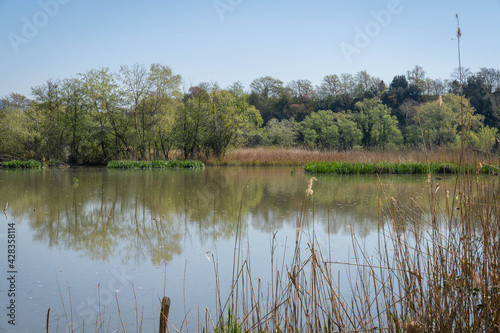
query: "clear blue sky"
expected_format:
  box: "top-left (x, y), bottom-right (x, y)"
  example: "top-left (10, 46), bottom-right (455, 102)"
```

top-left (1, 0), bottom-right (499, 97)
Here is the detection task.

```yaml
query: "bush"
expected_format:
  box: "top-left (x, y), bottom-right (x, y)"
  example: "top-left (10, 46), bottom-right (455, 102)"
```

top-left (107, 160), bottom-right (205, 169)
top-left (2, 159), bottom-right (42, 169)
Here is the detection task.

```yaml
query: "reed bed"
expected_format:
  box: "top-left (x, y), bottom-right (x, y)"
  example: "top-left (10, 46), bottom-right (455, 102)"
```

top-left (205, 147), bottom-right (482, 166)
top-left (107, 160), bottom-right (205, 169)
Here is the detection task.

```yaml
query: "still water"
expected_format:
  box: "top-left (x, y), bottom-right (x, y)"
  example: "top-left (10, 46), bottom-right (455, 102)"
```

top-left (0, 167), bottom-right (438, 332)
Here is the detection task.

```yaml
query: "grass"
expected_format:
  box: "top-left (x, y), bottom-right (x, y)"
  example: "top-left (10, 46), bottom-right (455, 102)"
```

top-left (304, 161), bottom-right (464, 174)
top-left (107, 159), bottom-right (205, 169)
top-left (2, 159), bottom-right (42, 169)
top-left (304, 161), bottom-right (500, 174)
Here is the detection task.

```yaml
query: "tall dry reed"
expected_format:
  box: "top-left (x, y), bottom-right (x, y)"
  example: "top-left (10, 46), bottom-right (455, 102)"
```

top-left (205, 147), bottom-right (484, 166)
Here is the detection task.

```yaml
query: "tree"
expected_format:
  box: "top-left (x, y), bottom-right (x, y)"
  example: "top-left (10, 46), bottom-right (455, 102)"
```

top-left (1, 93), bottom-right (31, 111)
top-left (146, 63), bottom-right (182, 159)
top-left (464, 75), bottom-right (499, 128)
top-left (0, 106), bottom-right (32, 159)
top-left (406, 94), bottom-right (483, 148)
top-left (384, 75), bottom-right (422, 121)
top-left (451, 67), bottom-right (473, 84)
top-left (203, 89), bottom-right (246, 158)
top-left (263, 118), bottom-right (299, 147)
top-left (118, 63), bottom-right (150, 159)
top-left (249, 76), bottom-right (283, 99)
top-left (30, 79), bottom-right (69, 160)
top-left (318, 74), bottom-right (341, 99)
top-left (354, 70), bottom-right (381, 98)
top-left (248, 76), bottom-right (286, 124)
top-left (301, 110), bottom-right (339, 149)
top-left (287, 79), bottom-right (313, 99)
top-left (80, 68), bottom-right (130, 161)
top-left (406, 65), bottom-right (427, 93)
top-left (175, 86), bottom-right (211, 159)
top-left (60, 78), bottom-right (94, 163)
top-left (333, 111), bottom-right (362, 150)
top-left (352, 97), bottom-right (402, 149)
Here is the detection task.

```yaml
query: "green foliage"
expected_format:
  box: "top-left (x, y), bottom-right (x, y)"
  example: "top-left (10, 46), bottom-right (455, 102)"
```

top-left (406, 94), bottom-right (483, 148)
top-left (299, 110), bottom-right (362, 150)
top-left (263, 118), bottom-right (299, 147)
top-left (0, 106), bottom-right (33, 158)
top-left (470, 125), bottom-right (498, 151)
top-left (352, 97), bottom-right (403, 149)
top-left (107, 160), bottom-right (204, 169)
top-left (2, 66), bottom-right (497, 163)
top-left (301, 110), bottom-right (339, 149)
top-left (2, 159), bottom-right (42, 169)
top-left (304, 161), bottom-right (460, 174)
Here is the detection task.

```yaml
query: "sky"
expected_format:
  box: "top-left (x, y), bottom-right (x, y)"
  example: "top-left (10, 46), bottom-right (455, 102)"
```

top-left (1, 0), bottom-right (499, 98)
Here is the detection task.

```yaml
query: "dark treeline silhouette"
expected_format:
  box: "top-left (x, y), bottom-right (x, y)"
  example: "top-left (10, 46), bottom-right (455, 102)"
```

top-left (1, 65), bottom-right (499, 164)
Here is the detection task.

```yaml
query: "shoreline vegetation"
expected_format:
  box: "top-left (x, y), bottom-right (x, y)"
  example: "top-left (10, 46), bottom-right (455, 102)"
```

top-left (106, 159), bottom-right (204, 169)
top-left (2, 147), bottom-right (495, 172)
top-left (304, 161), bottom-right (498, 174)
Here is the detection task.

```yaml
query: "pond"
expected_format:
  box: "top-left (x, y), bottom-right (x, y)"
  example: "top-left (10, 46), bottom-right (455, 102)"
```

top-left (0, 166), bottom-right (445, 332)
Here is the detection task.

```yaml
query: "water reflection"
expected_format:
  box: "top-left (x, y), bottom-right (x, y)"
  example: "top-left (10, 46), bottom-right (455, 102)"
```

top-left (0, 167), bottom-right (446, 265)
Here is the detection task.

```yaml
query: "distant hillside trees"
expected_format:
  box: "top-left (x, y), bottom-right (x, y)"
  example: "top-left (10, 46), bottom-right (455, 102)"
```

top-left (1, 65), bottom-right (499, 163)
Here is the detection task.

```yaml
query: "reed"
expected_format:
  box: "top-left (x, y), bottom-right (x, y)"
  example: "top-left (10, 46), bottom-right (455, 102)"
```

top-left (205, 147), bottom-right (483, 166)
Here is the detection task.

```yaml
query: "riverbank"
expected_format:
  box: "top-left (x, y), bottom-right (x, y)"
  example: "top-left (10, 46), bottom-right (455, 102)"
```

top-left (1, 148), bottom-right (492, 169)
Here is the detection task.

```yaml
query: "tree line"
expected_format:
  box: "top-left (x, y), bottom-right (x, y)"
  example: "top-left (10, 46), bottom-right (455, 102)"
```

top-left (1, 64), bottom-right (499, 163)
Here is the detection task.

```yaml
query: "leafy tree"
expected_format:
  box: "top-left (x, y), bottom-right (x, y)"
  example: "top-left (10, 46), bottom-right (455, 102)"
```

top-left (263, 118), bottom-right (299, 147)
top-left (333, 111), bottom-right (363, 150)
top-left (118, 63), bottom-right (150, 159)
top-left (301, 110), bottom-right (339, 149)
top-left (30, 80), bottom-right (69, 160)
top-left (80, 68), bottom-right (130, 161)
top-left (203, 89), bottom-right (245, 158)
top-left (352, 97), bottom-right (402, 149)
top-left (60, 78), bottom-right (94, 163)
top-left (175, 86), bottom-right (211, 159)
top-left (249, 76), bottom-right (283, 99)
top-left (0, 106), bottom-right (32, 159)
top-left (406, 94), bottom-right (482, 148)
top-left (464, 75), bottom-right (499, 128)
top-left (248, 76), bottom-right (287, 124)
top-left (146, 63), bottom-right (182, 159)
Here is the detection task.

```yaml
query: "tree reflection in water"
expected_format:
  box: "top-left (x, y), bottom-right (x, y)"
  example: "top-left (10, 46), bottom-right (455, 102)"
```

top-left (0, 167), bottom-right (443, 265)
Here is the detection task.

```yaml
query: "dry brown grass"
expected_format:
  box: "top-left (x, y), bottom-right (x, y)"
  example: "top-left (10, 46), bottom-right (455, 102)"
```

top-left (205, 147), bottom-right (479, 166)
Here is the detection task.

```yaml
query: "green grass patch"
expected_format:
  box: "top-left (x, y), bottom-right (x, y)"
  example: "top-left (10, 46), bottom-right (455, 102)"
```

top-left (304, 161), bottom-right (464, 174)
top-left (2, 159), bottom-right (42, 169)
top-left (107, 160), bottom-right (205, 169)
